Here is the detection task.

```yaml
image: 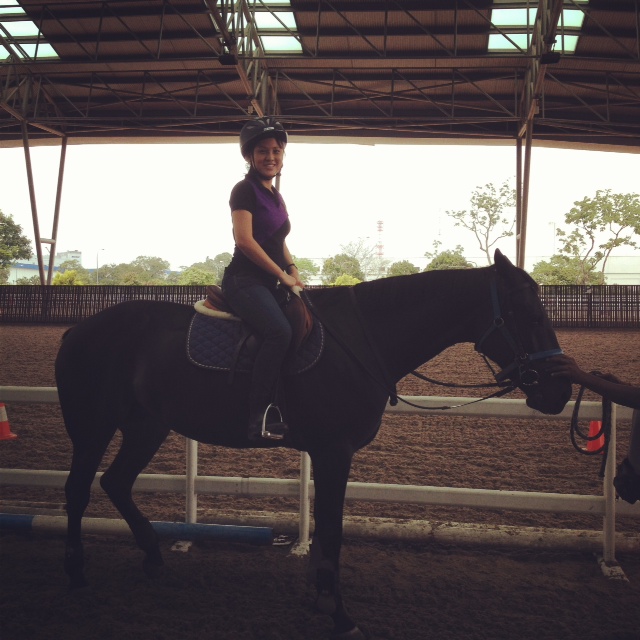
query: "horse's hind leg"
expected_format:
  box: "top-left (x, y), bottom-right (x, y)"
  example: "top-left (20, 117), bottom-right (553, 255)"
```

top-left (64, 428), bottom-right (117, 588)
top-left (99, 416), bottom-right (170, 577)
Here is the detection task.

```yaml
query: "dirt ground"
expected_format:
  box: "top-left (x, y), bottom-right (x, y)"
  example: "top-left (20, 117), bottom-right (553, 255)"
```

top-left (1, 324), bottom-right (640, 640)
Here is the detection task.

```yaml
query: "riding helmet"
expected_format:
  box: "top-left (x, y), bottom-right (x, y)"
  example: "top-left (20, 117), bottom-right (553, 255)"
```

top-left (239, 117), bottom-right (287, 159)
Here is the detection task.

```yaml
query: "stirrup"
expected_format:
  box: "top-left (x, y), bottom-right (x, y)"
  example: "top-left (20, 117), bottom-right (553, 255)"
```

top-left (261, 404), bottom-right (288, 441)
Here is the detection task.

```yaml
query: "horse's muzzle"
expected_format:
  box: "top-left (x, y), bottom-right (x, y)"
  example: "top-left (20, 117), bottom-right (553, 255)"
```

top-left (525, 377), bottom-right (571, 415)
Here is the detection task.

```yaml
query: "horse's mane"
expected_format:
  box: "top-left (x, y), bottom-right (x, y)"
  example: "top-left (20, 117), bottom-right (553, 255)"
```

top-left (352, 265), bottom-right (494, 311)
top-left (307, 257), bottom-right (539, 314)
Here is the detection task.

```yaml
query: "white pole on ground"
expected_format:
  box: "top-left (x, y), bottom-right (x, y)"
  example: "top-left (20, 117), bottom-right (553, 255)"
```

top-left (291, 452), bottom-right (311, 555)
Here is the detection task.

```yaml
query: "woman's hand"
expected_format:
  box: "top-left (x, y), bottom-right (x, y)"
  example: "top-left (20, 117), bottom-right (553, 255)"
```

top-left (547, 355), bottom-right (584, 381)
top-left (288, 266), bottom-right (304, 289)
top-left (548, 355), bottom-right (622, 384)
top-left (279, 271), bottom-right (299, 289)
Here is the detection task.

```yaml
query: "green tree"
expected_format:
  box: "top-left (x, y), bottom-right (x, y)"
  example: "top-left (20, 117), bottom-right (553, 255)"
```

top-left (556, 189), bottom-right (640, 283)
top-left (424, 243), bottom-right (474, 271)
top-left (130, 256), bottom-right (171, 284)
top-left (445, 180), bottom-right (516, 265)
top-left (53, 269), bottom-right (86, 285)
top-left (0, 210), bottom-right (33, 284)
top-left (57, 259), bottom-right (92, 285)
top-left (387, 260), bottom-right (419, 277)
top-left (333, 274), bottom-right (362, 286)
top-left (320, 253), bottom-right (365, 285)
top-left (183, 252), bottom-right (232, 285)
top-left (97, 256), bottom-right (171, 285)
top-left (15, 275), bottom-right (41, 285)
top-left (290, 256), bottom-right (319, 283)
top-left (177, 266), bottom-right (214, 286)
top-left (94, 262), bottom-right (126, 285)
top-left (340, 238), bottom-right (388, 280)
top-left (530, 254), bottom-right (605, 285)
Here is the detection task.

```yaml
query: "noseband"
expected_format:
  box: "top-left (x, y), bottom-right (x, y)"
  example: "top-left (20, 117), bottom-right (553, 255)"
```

top-left (474, 278), bottom-right (562, 387)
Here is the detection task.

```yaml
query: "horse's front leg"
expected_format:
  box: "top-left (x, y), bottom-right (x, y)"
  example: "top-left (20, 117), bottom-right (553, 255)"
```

top-left (99, 422), bottom-right (169, 577)
top-left (309, 445), bottom-right (365, 640)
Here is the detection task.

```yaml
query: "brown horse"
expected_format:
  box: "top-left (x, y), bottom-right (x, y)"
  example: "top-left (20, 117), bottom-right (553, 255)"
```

top-left (55, 250), bottom-right (571, 639)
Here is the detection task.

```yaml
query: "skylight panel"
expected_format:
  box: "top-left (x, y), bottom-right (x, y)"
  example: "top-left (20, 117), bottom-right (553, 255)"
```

top-left (16, 42), bottom-right (58, 59)
top-left (249, 1), bottom-right (302, 54)
top-left (559, 10), bottom-right (584, 29)
top-left (488, 2), bottom-right (586, 54)
top-left (0, 1), bottom-right (59, 60)
top-left (260, 35), bottom-right (302, 53)
top-left (491, 8), bottom-right (534, 27)
top-left (259, 0), bottom-right (292, 4)
top-left (555, 34), bottom-right (579, 53)
top-left (488, 33), bottom-right (530, 52)
top-left (0, 20), bottom-right (40, 37)
top-left (0, 1), bottom-right (25, 16)
top-left (254, 11), bottom-right (297, 31)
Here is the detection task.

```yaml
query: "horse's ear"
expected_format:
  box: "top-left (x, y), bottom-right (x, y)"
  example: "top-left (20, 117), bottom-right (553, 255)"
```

top-left (494, 248), bottom-right (513, 271)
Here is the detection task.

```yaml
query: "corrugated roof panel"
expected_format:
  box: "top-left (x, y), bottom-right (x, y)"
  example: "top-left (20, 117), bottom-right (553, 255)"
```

top-left (0, 0), bottom-right (637, 147)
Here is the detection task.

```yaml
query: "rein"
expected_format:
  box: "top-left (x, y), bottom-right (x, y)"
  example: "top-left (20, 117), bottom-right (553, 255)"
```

top-left (570, 372), bottom-right (612, 478)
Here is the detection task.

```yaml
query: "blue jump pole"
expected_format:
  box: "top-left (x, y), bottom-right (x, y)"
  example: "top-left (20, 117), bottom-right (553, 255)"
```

top-left (0, 513), bottom-right (273, 545)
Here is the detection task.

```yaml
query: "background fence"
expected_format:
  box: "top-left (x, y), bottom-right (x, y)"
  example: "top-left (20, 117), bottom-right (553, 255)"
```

top-left (1, 284), bottom-right (640, 328)
top-left (539, 285), bottom-right (640, 328)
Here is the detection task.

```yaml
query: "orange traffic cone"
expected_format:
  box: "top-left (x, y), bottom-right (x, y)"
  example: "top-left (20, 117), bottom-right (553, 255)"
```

top-left (586, 420), bottom-right (604, 453)
top-left (0, 403), bottom-right (17, 441)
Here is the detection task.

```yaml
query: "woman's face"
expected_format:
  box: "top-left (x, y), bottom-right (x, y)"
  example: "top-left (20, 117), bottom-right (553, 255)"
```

top-left (250, 137), bottom-right (284, 179)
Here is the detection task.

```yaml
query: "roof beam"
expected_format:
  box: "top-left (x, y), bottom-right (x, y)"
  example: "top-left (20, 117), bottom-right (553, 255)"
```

top-left (518, 0), bottom-right (564, 138)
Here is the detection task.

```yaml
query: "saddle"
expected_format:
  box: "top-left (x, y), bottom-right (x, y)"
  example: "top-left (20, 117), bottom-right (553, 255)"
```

top-left (203, 285), bottom-right (314, 351)
top-left (187, 285), bottom-right (323, 379)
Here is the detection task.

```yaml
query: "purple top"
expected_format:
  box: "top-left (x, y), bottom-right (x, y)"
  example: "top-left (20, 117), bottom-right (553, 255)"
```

top-left (224, 169), bottom-right (291, 288)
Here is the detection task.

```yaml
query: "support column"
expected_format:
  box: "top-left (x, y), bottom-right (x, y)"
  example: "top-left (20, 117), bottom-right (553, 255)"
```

top-left (518, 122), bottom-right (533, 270)
top-left (47, 137), bottom-right (67, 285)
top-left (21, 122), bottom-right (46, 284)
top-left (515, 138), bottom-right (523, 267)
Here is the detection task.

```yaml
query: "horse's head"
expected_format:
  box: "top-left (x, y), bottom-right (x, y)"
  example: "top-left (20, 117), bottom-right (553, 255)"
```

top-left (473, 249), bottom-right (571, 415)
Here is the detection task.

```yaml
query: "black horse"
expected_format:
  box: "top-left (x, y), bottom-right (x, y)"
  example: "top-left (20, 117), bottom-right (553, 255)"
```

top-left (56, 250), bottom-right (571, 639)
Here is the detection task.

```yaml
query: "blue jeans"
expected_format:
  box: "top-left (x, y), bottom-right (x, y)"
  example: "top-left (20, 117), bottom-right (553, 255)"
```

top-left (222, 278), bottom-right (292, 419)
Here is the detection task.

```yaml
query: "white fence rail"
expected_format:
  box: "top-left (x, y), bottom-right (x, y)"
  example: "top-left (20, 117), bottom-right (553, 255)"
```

top-left (1, 386), bottom-right (638, 561)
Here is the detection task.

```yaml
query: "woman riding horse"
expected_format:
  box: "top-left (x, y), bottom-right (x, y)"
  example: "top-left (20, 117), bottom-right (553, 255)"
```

top-left (56, 250), bottom-right (572, 639)
top-left (221, 117), bottom-right (304, 442)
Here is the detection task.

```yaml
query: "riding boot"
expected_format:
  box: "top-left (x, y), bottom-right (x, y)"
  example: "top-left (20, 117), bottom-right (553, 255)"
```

top-left (248, 404), bottom-right (289, 442)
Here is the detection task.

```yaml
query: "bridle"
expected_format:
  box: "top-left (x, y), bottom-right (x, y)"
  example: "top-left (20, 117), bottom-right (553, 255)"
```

top-left (473, 277), bottom-right (563, 389)
top-left (303, 271), bottom-right (563, 411)
top-left (403, 275), bottom-right (562, 410)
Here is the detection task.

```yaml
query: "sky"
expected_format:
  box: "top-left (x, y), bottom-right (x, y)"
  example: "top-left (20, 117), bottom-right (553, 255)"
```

top-left (1, 138), bottom-right (640, 274)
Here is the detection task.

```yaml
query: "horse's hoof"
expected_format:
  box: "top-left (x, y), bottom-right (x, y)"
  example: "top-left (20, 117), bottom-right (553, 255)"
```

top-left (142, 556), bottom-right (164, 578)
top-left (331, 625), bottom-right (366, 640)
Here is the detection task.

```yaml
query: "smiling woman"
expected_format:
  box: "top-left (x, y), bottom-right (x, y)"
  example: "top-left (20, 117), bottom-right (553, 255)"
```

top-left (221, 116), bottom-right (304, 441)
